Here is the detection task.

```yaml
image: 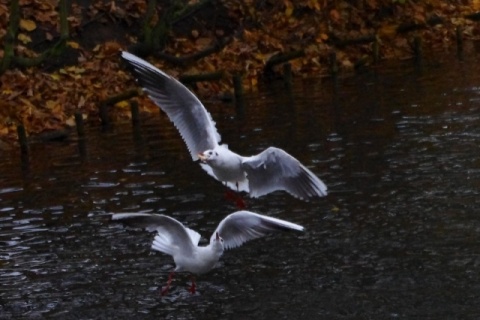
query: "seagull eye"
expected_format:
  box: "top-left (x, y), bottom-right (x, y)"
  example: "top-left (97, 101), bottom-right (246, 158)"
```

top-left (215, 152), bottom-right (218, 156)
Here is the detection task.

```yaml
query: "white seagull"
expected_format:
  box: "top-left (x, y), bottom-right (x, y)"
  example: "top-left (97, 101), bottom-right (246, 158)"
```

top-left (111, 211), bottom-right (304, 294)
top-left (121, 52), bottom-right (327, 203)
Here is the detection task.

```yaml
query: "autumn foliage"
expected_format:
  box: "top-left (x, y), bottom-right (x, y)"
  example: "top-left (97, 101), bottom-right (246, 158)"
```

top-left (0, 0), bottom-right (479, 145)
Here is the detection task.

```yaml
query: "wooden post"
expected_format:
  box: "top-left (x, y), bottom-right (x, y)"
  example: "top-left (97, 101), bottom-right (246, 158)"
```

top-left (130, 100), bottom-right (144, 149)
top-left (74, 112), bottom-right (85, 138)
top-left (413, 34), bottom-right (422, 65)
top-left (97, 90), bottom-right (139, 131)
top-left (456, 26), bottom-right (463, 60)
top-left (130, 100), bottom-right (140, 127)
top-left (99, 103), bottom-right (110, 131)
top-left (329, 51), bottom-right (338, 77)
top-left (283, 63), bottom-right (296, 109)
top-left (17, 124), bottom-right (29, 168)
top-left (283, 63), bottom-right (293, 91)
top-left (74, 112), bottom-right (87, 160)
top-left (373, 36), bottom-right (380, 64)
top-left (233, 74), bottom-right (245, 114)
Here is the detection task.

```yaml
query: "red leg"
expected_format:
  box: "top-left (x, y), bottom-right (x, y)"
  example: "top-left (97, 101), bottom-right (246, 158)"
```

top-left (224, 187), bottom-right (247, 209)
top-left (224, 189), bottom-right (237, 202)
top-left (235, 196), bottom-right (246, 209)
top-left (161, 271), bottom-right (175, 296)
top-left (234, 182), bottom-right (246, 209)
top-left (188, 276), bottom-right (196, 294)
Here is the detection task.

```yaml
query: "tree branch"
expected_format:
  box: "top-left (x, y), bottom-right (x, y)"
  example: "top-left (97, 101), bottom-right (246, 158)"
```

top-left (264, 50), bottom-right (305, 77)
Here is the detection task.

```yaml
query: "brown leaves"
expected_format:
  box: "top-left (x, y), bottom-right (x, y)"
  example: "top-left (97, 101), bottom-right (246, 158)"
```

top-left (0, 0), bottom-right (478, 144)
top-left (0, 40), bottom-right (154, 141)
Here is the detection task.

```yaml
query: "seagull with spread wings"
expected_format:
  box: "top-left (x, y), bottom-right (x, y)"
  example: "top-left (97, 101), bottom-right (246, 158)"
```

top-left (112, 211), bottom-right (304, 294)
top-left (121, 52), bottom-right (327, 206)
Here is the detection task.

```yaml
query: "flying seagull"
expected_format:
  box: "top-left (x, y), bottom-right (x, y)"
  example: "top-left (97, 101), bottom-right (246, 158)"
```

top-left (121, 52), bottom-right (327, 203)
top-left (112, 211), bottom-right (304, 294)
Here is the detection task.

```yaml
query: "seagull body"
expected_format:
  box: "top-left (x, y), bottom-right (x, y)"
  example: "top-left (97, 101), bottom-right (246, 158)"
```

top-left (111, 211), bottom-right (304, 293)
top-left (121, 52), bottom-right (328, 200)
top-left (200, 146), bottom-right (247, 187)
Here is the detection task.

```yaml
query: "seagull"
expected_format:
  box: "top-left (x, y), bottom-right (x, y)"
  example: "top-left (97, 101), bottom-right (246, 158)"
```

top-left (121, 52), bottom-right (327, 205)
top-left (111, 211), bottom-right (304, 294)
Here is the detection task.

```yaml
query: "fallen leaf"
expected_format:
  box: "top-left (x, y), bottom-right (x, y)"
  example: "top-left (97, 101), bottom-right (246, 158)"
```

top-left (17, 33), bottom-right (32, 44)
top-left (67, 41), bottom-right (80, 49)
top-left (45, 100), bottom-right (57, 109)
top-left (330, 9), bottom-right (341, 22)
top-left (308, 0), bottom-right (321, 11)
top-left (19, 19), bottom-right (36, 32)
top-left (378, 24), bottom-right (398, 39)
top-left (285, 1), bottom-right (294, 17)
top-left (66, 66), bottom-right (85, 74)
top-left (50, 73), bottom-right (61, 81)
top-left (78, 95), bottom-right (86, 107)
top-left (115, 100), bottom-right (129, 108)
top-left (103, 41), bottom-right (122, 55)
top-left (65, 115), bottom-right (76, 127)
top-left (196, 37), bottom-right (212, 47)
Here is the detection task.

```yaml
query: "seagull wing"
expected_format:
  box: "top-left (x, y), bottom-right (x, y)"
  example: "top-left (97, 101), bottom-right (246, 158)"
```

top-left (121, 52), bottom-right (221, 160)
top-left (241, 147), bottom-right (327, 199)
top-left (211, 210), bottom-right (304, 250)
top-left (111, 213), bottom-right (200, 257)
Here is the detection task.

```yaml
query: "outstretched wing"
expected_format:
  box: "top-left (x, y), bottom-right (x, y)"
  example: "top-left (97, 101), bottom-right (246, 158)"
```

top-left (211, 210), bottom-right (304, 250)
top-left (121, 52), bottom-right (221, 160)
top-left (242, 147), bottom-right (327, 199)
top-left (111, 213), bottom-right (200, 257)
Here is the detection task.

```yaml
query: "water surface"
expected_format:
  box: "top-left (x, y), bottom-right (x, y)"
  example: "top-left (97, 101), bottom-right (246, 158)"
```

top-left (1, 57), bottom-right (480, 319)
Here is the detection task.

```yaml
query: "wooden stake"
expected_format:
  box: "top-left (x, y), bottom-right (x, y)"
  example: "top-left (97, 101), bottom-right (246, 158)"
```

top-left (233, 74), bottom-right (245, 113)
top-left (74, 112), bottom-right (85, 138)
top-left (456, 26), bottom-right (464, 59)
top-left (283, 63), bottom-right (292, 90)
top-left (130, 100), bottom-right (140, 127)
top-left (17, 124), bottom-right (29, 167)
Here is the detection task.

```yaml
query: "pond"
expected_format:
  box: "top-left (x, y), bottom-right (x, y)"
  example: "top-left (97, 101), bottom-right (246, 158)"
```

top-left (1, 56), bottom-right (480, 319)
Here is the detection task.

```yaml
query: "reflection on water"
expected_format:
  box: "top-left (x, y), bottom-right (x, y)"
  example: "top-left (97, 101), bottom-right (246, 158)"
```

top-left (1, 57), bottom-right (480, 318)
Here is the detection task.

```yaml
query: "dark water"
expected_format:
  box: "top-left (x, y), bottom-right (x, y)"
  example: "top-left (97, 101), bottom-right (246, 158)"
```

top-left (1, 57), bottom-right (480, 319)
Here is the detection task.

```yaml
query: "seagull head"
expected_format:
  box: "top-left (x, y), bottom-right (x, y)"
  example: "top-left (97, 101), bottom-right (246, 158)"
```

top-left (211, 232), bottom-right (225, 252)
top-left (197, 149), bottom-right (219, 163)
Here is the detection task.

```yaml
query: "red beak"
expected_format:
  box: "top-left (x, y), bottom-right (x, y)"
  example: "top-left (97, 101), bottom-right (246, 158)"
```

top-left (198, 153), bottom-right (207, 162)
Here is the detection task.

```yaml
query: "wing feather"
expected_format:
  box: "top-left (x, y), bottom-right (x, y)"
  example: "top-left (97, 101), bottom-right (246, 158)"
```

top-left (111, 213), bottom-right (199, 256)
top-left (211, 211), bottom-right (304, 250)
top-left (121, 52), bottom-right (221, 159)
top-left (242, 147), bottom-right (327, 199)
